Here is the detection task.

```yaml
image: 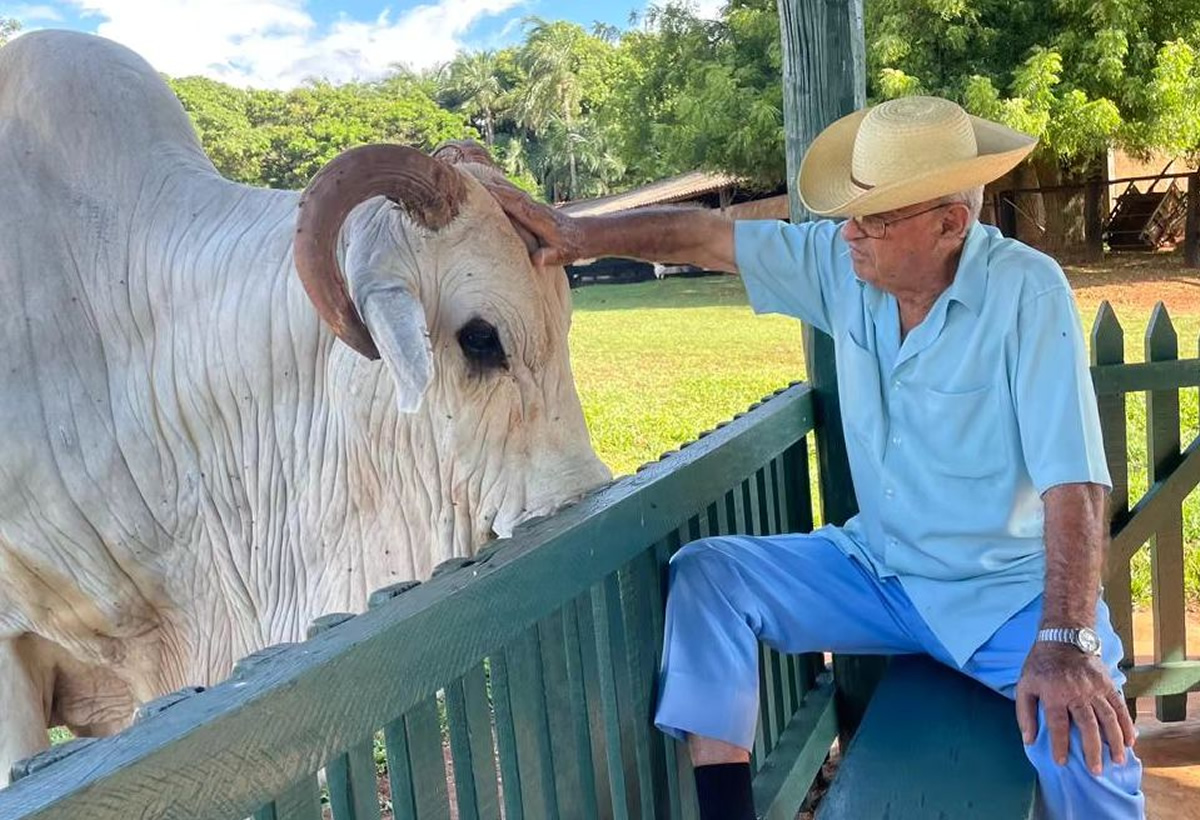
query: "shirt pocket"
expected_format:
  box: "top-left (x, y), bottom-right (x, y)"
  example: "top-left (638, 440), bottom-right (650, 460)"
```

top-left (912, 384), bottom-right (1007, 478)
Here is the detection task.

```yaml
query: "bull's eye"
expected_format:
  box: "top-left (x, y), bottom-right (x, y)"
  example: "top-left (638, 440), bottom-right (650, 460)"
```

top-left (457, 317), bottom-right (508, 371)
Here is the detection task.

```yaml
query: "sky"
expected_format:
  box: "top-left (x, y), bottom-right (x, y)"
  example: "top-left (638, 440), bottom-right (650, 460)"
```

top-left (1, 0), bottom-right (723, 88)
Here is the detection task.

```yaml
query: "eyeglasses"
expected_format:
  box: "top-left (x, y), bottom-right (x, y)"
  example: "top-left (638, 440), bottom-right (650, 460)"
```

top-left (850, 202), bottom-right (955, 240)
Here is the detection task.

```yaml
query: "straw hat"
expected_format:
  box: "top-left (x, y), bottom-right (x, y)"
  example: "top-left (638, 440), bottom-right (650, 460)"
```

top-left (797, 96), bottom-right (1037, 218)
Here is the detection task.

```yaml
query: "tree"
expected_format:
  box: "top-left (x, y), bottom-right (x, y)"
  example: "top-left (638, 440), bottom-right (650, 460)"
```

top-left (443, 51), bottom-right (505, 145)
top-left (170, 75), bottom-right (474, 189)
top-left (1, 17), bottom-right (20, 47)
top-left (517, 19), bottom-right (589, 200)
top-left (169, 77), bottom-right (273, 184)
top-left (256, 81), bottom-right (474, 189)
top-left (866, 0), bottom-right (1200, 168)
top-left (603, 0), bottom-right (786, 189)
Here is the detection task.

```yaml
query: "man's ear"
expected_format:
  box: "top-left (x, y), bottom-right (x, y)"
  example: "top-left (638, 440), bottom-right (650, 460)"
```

top-left (942, 202), bottom-right (972, 240)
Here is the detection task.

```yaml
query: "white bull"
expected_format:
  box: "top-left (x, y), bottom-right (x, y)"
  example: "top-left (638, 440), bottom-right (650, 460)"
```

top-left (0, 30), bottom-right (609, 783)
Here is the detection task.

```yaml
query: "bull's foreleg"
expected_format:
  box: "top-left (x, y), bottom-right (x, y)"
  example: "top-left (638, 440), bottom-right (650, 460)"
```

top-left (0, 636), bottom-right (52, 788)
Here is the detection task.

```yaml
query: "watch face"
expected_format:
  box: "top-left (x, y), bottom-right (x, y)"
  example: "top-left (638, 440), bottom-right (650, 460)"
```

top-left (1077, 628), bottom-right (1102, 655)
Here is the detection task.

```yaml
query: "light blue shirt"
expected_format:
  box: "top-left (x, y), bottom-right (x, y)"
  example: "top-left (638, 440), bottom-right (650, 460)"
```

top-left (735, 219), bottom-right (1111, 665)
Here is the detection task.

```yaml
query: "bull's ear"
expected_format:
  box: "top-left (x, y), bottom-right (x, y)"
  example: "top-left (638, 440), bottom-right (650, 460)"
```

top-left (357, 282), bottom-right (434, 413)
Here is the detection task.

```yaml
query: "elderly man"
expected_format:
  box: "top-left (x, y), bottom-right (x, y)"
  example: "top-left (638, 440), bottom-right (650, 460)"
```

top-left (487, 96), bottom-right (1144, 819)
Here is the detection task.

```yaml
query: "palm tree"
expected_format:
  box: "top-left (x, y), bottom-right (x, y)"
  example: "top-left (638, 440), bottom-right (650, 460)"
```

top-left (444, 51), bottom-right (504, 146)
top-left (517, 19), bottom-right (587, 200)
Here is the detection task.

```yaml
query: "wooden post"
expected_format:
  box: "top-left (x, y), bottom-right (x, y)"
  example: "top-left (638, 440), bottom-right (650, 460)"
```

top-left (777, 0), bottom-right (887, 745)
top-left (997, 191), bottom-right (1018, 238)
top-left (1145, 305), bottom-right (1187, 722)
top-left (1185, 173), bottom-right (1199, 268)
top-left (1091, 303), bottom-right (1136, 720)
top-left (1084, 179), bottom-right (1104, 261)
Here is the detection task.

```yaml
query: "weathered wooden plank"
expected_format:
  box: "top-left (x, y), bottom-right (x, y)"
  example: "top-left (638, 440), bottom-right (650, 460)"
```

top-left (462, 665), bottom-right (501, 820)
top-left (651, 536), bottom-right (683, 820)
top-left (818, 657), bottom-right (1036, 820)
top-left (1123, 661), bottom-right (1200, 698)
top-left (486, 652), bottom-right (524, 820)
top-left (742, 474), bottom-right (761, 536)
top-left (560, 599), bottom-right (601, 820)
top-left (1111, 440), bottom-right (1200, 562)
top-left (764, 459), bottom-right (784, 535)
top-left (506, 630), bottom-right (560, 820)
top-left (574, 592), bottom-right (616, 820)
top-left (445, 678), bottom-right (481, 820)
top-left (765, 649), bottom-right (786, 754)
top-left (757, 644), bottom-right (775, 759)
top-left (591, 577), bottom-right (631, 820)
top-left (537, 610), bottom-right (590, 816)
top-left (382, 719), bottom-right (416, 820)
top-left (1091, 302), bottom-right (1134, 713)
top-left (749, 680), bottom-right (837, 820)
top-left (1145, 304), bottom-right (1188, 722)
top-left (780, 441), bottom-right (814, 536)
top-left (0, 387), bottom-right (816, 820)
top-left (325, 738), bottom-right (381, 820)
top-left (407, 696), bottom-right (451, 820)
top-left (1091, 358), bottom-right (1200, 394)
top-left (269, 774), bottom-right (324, 820)
top-left (618, 551), bottom-right (664, 820)
top-left (769, 456), bottom-right (788, 535)
top-left (728, 485), bottom-right (747, 536)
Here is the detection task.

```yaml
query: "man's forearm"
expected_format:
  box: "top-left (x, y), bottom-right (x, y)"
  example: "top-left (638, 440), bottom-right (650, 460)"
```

top-left (572, 207), bottom-right (737, 273)
top-left (1040, 483), bottom-right (1107, 628)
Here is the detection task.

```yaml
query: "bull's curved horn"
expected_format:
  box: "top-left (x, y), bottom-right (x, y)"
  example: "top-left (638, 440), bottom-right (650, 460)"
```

top-left (294, 143), bottom-right (467, 360)
top-left (432, 139), bottom-right (499, 169)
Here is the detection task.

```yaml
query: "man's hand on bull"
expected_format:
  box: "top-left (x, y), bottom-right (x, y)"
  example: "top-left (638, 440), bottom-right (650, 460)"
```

top-left (483, 182), bottom-right (587, 268)
top-left (1015, 642), bottom-right (1136, 775)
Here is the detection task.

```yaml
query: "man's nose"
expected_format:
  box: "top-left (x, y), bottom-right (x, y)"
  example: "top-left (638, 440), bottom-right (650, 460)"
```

top-left (841, 218), bottom-right (866, 241)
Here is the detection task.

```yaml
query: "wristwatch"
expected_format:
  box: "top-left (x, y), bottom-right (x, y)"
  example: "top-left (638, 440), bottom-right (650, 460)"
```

top-left (1035, 626), bottom-right (1102, 656)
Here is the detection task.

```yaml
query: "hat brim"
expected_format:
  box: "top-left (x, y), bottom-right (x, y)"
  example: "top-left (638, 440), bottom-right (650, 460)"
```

top-left (797, 107), bottom-right (1038, 218)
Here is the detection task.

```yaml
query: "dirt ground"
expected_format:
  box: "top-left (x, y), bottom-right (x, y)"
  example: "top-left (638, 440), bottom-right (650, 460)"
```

top-left (1063, 252), bottom-right (1200, 317)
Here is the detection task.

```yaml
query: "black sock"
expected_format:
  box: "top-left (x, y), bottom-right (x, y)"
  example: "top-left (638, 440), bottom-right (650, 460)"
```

top-left (694, 762), bottom-right (756, 820)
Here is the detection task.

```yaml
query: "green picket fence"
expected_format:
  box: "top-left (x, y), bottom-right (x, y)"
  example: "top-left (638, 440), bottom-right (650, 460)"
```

top-left (1091, 301), bottom-right (1200, 717)
top-left (0, 383), bottom-right (833, 820)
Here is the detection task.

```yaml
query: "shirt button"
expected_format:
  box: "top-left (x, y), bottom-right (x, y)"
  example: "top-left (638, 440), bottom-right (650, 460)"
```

top-left (891, 436), bottom-right (902, 445)
top-left (884, 488), bottom-right (895, 498)
top-left (893, 380), bottom-right (902, 389)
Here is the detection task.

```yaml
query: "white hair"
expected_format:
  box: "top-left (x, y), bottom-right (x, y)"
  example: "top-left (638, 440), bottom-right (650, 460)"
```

top-left (941, 186), bottom-right (985, 223)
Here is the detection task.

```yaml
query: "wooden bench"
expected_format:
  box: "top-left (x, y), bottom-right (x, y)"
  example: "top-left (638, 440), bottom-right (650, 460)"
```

top-left (817, 655), bottom-right (1037, 819)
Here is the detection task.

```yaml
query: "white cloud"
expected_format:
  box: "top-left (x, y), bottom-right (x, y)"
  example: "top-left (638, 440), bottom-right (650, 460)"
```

top-left (65, 0), bottom-right (523, 88)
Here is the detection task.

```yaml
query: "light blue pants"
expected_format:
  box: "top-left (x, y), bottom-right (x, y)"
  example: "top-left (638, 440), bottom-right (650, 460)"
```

top-left (654, 533), bottom-right (1145, 820)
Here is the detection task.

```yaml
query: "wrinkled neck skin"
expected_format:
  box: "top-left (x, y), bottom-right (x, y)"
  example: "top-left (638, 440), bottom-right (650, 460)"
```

top-left (122, 163), bottom-right (522, 668)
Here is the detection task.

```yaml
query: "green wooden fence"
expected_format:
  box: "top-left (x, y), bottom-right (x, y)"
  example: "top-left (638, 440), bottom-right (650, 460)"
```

top-left (0, 383), bottom-right (835, 820)
top-left (1092, 300), bottom-right (1200, 717)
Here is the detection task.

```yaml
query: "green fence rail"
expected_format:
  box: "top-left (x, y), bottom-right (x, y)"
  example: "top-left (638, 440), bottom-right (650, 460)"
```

top-left (0, 384), bottom-right (833, 820)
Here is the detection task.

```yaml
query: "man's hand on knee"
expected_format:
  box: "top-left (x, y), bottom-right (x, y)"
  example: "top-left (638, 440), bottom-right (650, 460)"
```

top-left (1015, 643), bottom-right (1136, 774)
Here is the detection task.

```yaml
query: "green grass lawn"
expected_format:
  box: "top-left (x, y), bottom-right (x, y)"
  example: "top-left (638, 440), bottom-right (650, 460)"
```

top-left (568, 273), bottom-right (1200, 604)
top-left (569, 276), bottom-right (809, 476)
